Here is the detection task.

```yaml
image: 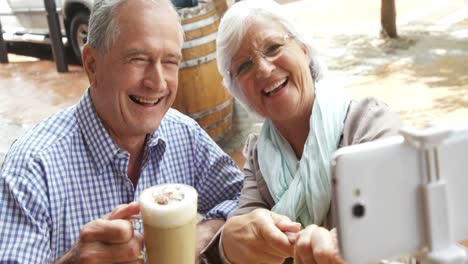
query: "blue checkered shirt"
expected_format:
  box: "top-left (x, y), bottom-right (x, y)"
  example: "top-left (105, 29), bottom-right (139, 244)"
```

top-left (0, 89), bottom-right (244, 263)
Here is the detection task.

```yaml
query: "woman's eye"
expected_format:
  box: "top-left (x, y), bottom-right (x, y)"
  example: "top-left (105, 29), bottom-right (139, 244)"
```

top-left (236, 60), bottom-right (253, 76)
top-left (264, 44), bottom-right (283, 56)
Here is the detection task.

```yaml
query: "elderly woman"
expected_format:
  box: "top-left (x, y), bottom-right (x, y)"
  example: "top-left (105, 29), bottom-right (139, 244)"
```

top-left (205, 0), bottom-right (401, 263)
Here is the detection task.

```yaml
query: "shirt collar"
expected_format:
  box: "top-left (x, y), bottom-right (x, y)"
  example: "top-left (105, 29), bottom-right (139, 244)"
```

top-left (75, 88), bottom-right (122, 173)
top-left (148, 120), bottom-right (167, 148)
top-left (75, 88), bottom-right (167, 173)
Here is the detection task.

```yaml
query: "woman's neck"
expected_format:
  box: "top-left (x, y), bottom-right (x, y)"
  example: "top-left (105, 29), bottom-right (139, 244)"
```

top-left (273, 107), bottom-right (312, 160)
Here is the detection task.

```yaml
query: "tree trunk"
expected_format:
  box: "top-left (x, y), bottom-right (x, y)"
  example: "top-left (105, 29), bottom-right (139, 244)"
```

top-left (381, 0), bottom-right (398, 38)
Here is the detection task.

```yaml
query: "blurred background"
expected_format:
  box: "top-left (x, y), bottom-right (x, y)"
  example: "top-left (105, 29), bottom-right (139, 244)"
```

top-left (1, 0), bottom-right (467, 167)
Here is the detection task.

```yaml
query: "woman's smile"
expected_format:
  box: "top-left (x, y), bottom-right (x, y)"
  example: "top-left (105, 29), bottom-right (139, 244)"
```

top-left (262, 77), bottom-right (288, 97)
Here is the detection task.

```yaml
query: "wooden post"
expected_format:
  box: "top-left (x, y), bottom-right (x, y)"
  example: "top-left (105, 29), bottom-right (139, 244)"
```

top-left (44, 0), bottom-right (68, 72)
top-left (0, 20), bottom-right (8, 63)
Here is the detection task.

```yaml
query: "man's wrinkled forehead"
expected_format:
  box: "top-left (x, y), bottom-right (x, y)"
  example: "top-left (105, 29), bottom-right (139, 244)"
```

top-left (115, 0), bottom-right (183, 42)
top-left (117, 0), bottom-right (174, 14)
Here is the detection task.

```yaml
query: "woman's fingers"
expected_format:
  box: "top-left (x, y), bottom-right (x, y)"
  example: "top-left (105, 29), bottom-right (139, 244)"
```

top-left (222, 209), bottom-right (297, 263)
top-left (294, 225), bottom-right (343, 264)
top-left (257, 210), bottom-right (299, 257)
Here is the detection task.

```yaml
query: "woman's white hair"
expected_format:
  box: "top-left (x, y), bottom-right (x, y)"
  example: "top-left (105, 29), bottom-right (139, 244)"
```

top-left (87, 0), bottom-right (183, 53)
top-left (216, 0), bottom-right (325, 113)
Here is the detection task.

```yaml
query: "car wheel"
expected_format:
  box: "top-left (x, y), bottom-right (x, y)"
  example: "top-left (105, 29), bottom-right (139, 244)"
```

top-left (69, 11), bottom-right (89, 64)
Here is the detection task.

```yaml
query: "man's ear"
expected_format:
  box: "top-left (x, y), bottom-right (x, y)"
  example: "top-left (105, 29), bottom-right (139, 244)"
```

top-left (82, 44), bottom-right (98, 87)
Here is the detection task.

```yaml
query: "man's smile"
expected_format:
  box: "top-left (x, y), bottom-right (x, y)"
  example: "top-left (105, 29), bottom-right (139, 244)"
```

top-left (129, 95), bottom-right (162, 106)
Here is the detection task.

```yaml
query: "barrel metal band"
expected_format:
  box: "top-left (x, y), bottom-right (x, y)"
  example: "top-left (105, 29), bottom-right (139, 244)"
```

top-left (211, 122), bottom-right (233, 142)
top-left (182, 14), bottom-right (219, 32)
top-left (189, 99), bottom-right (232, 121)
top-left (203, 112), bottom-right (232, 132)
top-left (183, 32), bottom-right (217, 49)
top-left (180, 51), bottom-right (216, 68)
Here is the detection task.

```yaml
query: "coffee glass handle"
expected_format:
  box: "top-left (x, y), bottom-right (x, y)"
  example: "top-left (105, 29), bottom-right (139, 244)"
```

top-left (127, 214), bottom-right (146, 261)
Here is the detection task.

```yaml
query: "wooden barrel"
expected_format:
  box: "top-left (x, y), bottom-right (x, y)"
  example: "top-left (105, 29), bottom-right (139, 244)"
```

top-left (175, 1), bottom-right (233, 142)
top-left (212, 0), bottom-right (228, 18)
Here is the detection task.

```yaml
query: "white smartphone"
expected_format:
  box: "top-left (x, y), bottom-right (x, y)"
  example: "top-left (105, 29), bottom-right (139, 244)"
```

top-left (437, 127), bottom-right (468, 243)
top-left (331, 126), bottom-right (468, 264)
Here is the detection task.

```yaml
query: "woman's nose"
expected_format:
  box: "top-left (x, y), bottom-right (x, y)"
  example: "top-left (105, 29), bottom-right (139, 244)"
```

top-left (255, 56), bottom-right (275, 79)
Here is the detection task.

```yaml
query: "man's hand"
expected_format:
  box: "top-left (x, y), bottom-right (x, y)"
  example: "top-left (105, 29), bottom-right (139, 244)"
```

top-left (222, 208), bottom-right (301, 264)
top-left (56, 202), bottom-right (143, 264)
top-left (294, 225), bottom-right (343, 264)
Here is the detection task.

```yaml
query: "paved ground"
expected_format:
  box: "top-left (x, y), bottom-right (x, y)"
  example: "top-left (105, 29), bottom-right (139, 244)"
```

top-left (283, 0), bottom-right (468, 129)
top-left (1, 0), bottom-right (467, 167)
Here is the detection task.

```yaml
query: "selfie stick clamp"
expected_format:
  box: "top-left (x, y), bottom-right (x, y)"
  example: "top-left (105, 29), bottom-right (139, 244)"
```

top-left (401, 127), bottom-right (467, 264)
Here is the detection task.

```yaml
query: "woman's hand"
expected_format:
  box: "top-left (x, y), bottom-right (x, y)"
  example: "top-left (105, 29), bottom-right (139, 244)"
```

top-left (222, 208), bottom-right (301, 264)
top-left (294, 225), bottom-right (343, 264)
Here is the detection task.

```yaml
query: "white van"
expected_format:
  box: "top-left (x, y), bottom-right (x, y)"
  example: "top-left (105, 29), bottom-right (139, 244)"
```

top-left (0, 0), bottom-right (93, 63)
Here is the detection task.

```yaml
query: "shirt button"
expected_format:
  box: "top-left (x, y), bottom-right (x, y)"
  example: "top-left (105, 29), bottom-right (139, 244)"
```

top-left (116, 151), bottom-right (127, 159)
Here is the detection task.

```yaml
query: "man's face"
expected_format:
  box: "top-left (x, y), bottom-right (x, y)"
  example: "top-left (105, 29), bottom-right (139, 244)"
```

top-left (84, 0), bottom-right (183, 144)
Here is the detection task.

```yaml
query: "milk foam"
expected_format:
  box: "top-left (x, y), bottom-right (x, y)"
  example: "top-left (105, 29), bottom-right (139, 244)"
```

top-left (140, 184), bottom-right (198, 228)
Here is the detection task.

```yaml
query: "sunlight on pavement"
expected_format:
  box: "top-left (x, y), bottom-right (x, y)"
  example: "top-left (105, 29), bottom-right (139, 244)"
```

top-left (7, 53), bottom-right (39, 62)
top-left (278, 0), bottom-right (468, 128)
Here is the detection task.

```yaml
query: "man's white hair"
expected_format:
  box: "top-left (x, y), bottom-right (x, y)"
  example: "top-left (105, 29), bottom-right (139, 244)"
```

top-left (87, 0), bottom-right (184, 53)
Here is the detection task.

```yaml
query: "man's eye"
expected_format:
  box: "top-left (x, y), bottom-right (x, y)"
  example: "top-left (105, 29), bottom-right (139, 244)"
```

top-left (236, 61), bottom-right (253, 76)
top-left (131, 57), bottom-right (148, 63)
top-left (164, 60), bottom-right (180, 66)
top-left (264, 44), bottom-right (283, 57)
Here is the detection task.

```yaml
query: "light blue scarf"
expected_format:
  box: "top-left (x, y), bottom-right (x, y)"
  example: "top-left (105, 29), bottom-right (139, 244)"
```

top-left (257, 81), bottom-right (351, 227)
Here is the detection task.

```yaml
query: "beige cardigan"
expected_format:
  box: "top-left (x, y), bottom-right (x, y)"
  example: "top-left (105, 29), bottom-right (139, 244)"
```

top-left (202, 97), bottom-right (402, 264)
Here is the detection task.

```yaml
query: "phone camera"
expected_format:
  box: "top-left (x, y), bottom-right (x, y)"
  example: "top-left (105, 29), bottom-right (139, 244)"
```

top-left (352, 203), bottom-right (365, 218)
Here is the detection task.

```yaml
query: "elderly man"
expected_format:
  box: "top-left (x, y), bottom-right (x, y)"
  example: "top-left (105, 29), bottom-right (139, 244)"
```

top-left (0, 0), bottom-right (243, 263)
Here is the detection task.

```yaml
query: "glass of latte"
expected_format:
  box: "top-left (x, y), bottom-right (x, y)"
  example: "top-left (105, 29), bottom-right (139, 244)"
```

top-left (139, 184), bottom-right (198, 264)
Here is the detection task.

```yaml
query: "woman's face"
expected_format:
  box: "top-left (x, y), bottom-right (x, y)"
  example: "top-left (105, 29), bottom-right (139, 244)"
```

top-left (231, 17), bottom-right (315, 122)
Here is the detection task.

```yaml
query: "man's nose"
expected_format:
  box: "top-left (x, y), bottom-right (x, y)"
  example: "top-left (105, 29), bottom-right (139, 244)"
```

top-left (144, 62), bottom-right (167, 90)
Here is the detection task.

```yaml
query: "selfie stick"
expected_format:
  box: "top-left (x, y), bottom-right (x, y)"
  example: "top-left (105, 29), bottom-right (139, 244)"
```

top-left (401, 127), bottom-right (467, 264)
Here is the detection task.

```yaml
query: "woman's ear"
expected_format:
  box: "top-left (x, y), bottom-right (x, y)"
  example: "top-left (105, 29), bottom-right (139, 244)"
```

top-left (300, 42), bottom-right (309, 57)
